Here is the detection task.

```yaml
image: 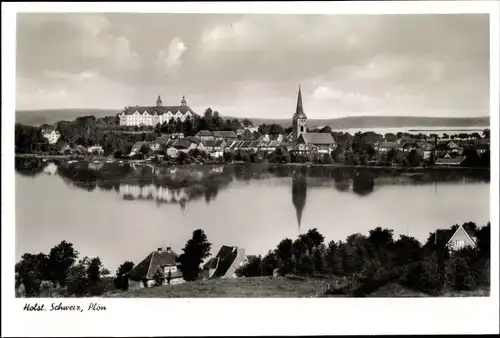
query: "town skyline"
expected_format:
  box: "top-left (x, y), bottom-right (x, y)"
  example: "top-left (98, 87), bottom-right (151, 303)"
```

top-left (16, 13), bottom-right (489, 119)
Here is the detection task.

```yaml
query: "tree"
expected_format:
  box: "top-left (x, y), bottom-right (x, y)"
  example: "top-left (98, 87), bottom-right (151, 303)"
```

top-left (178, 229), bottom-right (212, 281)
top-left (236, 255), bottom-right (263, 277)
top-left (408, 149), bottom-right (422, 167)
top-left (242, 118), bottom-right (253, 127)
top-left (296, 254), bottom-right (315, 276)
top-left (153, 267), bottom-right (164, 287)
top-left (46, 241), bottom-right (79, 288)
top-left (140, 144), bottom-right (150, 155)
top-left (482, 128), bottom-right (490, 139)
top-left (299, 228), bottom-right (325, 254)
top-left (66, 259), bottom-right (88, 296)
top-left (15, 253), bottom-right (49, 297)
top-left (262, 251), bottom-right (280, 276)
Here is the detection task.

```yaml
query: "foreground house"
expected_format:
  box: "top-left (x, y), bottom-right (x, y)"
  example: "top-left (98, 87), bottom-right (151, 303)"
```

top-left (203, 245), bottom-right (249, 279)
top-left (213, 130), bottom-right (238, 141)
top-left (195, 130), bottom-right (215, 141)
top-left (127, 246), bottom-right (184, 288)
top-left (435, 225), bottom-right (477, 252)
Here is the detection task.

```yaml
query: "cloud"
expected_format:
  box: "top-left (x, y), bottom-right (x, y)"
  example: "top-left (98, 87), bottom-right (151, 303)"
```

top-left (157, 37), bottom-right (187, 74)
top-left (15, 13), bottom-right (489, 118)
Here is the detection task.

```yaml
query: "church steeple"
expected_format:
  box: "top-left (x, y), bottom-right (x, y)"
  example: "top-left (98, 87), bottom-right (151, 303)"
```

top-left (296, 85), bottom-right (304, 116)
top-left (292, 85), bottom-right (307, 140)
top-left (156, 95), bottom-right (162, 107)
top-left (181, 95), bottom-right (187, 107)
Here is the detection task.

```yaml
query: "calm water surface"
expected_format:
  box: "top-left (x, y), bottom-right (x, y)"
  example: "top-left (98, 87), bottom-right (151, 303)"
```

top-left (15, 159), bottom-right (490, 272)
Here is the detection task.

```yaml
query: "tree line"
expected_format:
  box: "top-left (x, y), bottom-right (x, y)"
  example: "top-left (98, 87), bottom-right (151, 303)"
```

top-left (235, 222), bottom-right (490, 296)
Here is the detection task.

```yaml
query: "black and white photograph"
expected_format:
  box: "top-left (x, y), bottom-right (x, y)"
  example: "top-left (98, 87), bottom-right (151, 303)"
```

top-left (2, 1), bottom-right (499, 336)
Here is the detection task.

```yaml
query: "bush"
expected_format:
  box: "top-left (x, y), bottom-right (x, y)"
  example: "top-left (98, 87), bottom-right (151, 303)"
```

top-left (296, 255), bottom-right (315, 276)
top-left (445, 249), bottom-right (478, 291)
top-left (401, 256), bottom-right (442, 295)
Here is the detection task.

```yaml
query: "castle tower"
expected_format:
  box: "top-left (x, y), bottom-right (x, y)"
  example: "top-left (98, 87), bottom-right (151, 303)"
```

top-left (181, 95), bottom-right (187, 107)
top-left (292, 86), bottom-right (307, 140)
top-left (156, 95), bottom-right (162, 107)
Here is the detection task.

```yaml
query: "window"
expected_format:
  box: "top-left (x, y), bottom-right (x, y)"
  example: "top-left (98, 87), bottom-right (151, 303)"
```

top-left (300, 126), bottom-right (304, 133)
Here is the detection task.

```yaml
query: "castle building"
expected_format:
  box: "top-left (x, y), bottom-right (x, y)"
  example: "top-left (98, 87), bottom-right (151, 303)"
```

top-left (119, 95), bottom-right (197, 127)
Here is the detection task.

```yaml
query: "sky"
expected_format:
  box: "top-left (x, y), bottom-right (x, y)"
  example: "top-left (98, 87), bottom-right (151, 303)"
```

top-left (15, 13), bottom-right (490, 119)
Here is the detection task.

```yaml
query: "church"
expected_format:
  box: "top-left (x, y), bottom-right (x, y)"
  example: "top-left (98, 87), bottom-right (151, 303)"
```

top-left (119, 95), bottom-right (198, 127)
top-left (288, 86), bottom-right (336, 155)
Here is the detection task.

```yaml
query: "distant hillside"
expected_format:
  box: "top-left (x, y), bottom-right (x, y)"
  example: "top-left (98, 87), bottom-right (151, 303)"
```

top-left (16, 109), bottom-right (120, 126)
top-left (16, 109), bottom-right (489, 130)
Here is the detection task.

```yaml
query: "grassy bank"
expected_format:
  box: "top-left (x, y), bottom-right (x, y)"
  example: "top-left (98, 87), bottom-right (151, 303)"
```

top-left (103, 276), bottom-right (490, 298)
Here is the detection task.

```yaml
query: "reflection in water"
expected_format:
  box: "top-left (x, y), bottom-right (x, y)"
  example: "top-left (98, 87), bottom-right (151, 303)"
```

top-left (352, 171), bottom-right (375, 196)
top-left (15, 157), bottom-right (491, 225)
top-left (292, 170), bottom-right (307, 231)
top-left (15, 157), bottom-right (491, 272)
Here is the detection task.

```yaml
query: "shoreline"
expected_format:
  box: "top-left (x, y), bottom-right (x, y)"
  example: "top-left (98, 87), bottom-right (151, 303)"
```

top-left (15, 153), bottom-right (490, 172)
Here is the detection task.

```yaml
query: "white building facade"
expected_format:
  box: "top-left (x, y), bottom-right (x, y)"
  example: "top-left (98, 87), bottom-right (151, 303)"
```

top-left (119, 95), bottom-right (197, 127)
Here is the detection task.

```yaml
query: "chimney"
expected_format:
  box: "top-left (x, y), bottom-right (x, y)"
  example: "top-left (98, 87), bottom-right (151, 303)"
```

top-left (157, 247), bottom-right (163, 252)
top-left (166, 246), bottom-right (172, 253)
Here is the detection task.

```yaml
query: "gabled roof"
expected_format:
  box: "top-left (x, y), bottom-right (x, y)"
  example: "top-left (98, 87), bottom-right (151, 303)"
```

top-left (299, 133), bottom-right (335, 145)
top-left (213, 130), bottom-right (237, 138)
top-left (215, 139), bottom-right (225, 147)
top-left (249, 140), bottom-right (262, 147)
top-left (154, 137), bottom-right (170, 146)
top-left (196, 130), bottom-right (214, 137)
top-left (268, 140), bottom-right (281, 147)
top-left (131, 141), bottom-right (150, 151)
top-left (446, 224), bottom-right (477, 248)
top-left (128, 248), bottom-right (181, 281)
top-left (202, 139), bottom-right (216, 147)
top-left (173, 138), bottom-right (194, 149)
top-left (123, 106), bottom-right (195, 116)
top-left (208, 245), bottom-right (246, 279)
top-left (185, 136), bottom-right (201, 145)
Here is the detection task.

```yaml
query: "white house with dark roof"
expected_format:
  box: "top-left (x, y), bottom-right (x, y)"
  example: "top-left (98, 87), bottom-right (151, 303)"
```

top-left (119, 95), bottom-right (197, 127)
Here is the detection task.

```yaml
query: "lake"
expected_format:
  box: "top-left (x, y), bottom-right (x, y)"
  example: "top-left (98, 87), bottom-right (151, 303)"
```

top-left (15, 158), bottom-right (490, 272)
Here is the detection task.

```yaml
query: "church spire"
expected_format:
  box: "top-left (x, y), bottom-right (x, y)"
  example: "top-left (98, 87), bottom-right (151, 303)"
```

top-left (296, 85), bottom-right (304, 116)
top-left (181, 95), bottom-right (187, 107)
top-left (156, 95), bottom-right (162, 107)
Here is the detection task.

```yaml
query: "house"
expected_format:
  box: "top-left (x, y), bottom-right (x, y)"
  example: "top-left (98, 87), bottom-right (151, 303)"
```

top-left (166, 147), bottom-right (179, 158)
top-left (434, 155), bottom-right (465, 166)
top-left (87, 145), bottom-right (104, 155)
top-left (173, 138), bottom-right (198, 153)
top-left (211, 140), bottom-right (226, 158)
top-left (446, 141), bottom-right (463, 155)
top-left (376, 141), bottom-right (402, 153)
top-left (415, 142), bottom-right (434, 160)
top-left (201, 139), bottom-right (216, 152)
top-left (195, 130), bottom-right (215, 141)
top-left (119, 95), bottom-right (197, 127)
top-left (295, 133), bottom-right (336, 154)
top-left (127, 246), bottom-right (184, 288)
top-left (151, 137), bottom-right (170, 152)
top-left (259, 134), bottom-right (284, 142)
top-left (223, 140), bottom-right (238, 152)
top-left (446, 225), bottom-right (477, 251)
top-left (435, 225), bottom-right (477, 252)
top-left (42, 128), bottom-right (61, 145)
top-left (130, 141), bottom-right (150, 155)
top-left (171, 133), bottom-right (185, 139)
top-left (203, 245), bottom-right (249, 279)
top-left (213, 130), bottom-right (238, 141)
